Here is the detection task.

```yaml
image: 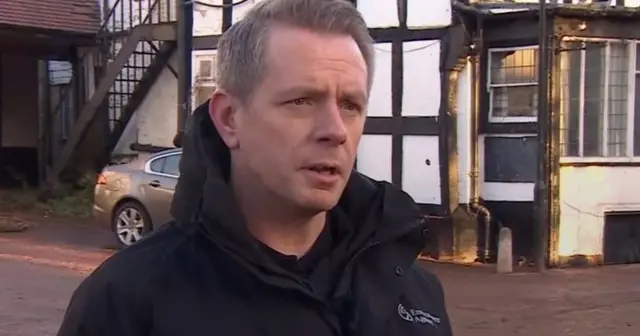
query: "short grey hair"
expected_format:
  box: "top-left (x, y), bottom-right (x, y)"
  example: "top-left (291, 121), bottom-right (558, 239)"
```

top-left (216, 0), bottom-right (374, 101)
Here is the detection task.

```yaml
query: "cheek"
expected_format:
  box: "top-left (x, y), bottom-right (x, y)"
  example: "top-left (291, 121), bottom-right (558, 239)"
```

top-left (237, 117), bottom-right (294, 167)
top-left (347, 121), bottom-right (365, 153)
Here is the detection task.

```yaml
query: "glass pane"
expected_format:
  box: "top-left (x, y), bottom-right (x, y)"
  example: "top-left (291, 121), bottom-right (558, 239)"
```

top-left (490, 48), bottom-right (538, 85)
top-left (150, 158), bottom-right (165, 173)
top-left (636, 43), bottom-right (640, 71)
top-left (198, 60), bottom-right (213, 78)
top-left (491, 86), bottom-right (538, 118)
top-left (559, 42), bottom-right (582, 157)
top-left (583, 42), bottom-right (606, 157)
top-left (634, 74), bottom-right (640, 156)
top-left (194, 85), bottom-right (216, 106)
top-left (163, 154), bottom-right (181, 176)
top-left (607, 42), bottom-right (629, 157)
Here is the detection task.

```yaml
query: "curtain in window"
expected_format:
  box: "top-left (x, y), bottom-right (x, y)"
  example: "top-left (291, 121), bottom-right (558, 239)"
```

top-left (489, 48), bottom-right (538, 119)
top-left (582, 42), bottom-right (606, 157)
top-left (559, 42), bottom-right (582, 157)
top-left (607, 41), bottom-right (629, 157)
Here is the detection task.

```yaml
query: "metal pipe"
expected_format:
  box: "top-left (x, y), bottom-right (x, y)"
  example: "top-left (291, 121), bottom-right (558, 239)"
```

top-left (535, 0), bottom-right (551, 273)
top-left (468, 17), bottom-right (492, 263)
top-left (176, 0), bottom-right (194, 136)
top-left (222, 0), bottom-right (233, 31)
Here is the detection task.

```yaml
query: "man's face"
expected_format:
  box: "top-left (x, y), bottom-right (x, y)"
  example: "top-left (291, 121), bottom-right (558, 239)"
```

top-left (212, 25), bottom-right (368, 213)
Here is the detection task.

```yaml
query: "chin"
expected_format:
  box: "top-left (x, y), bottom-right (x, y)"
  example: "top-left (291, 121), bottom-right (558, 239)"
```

top-left (297, 190), bottom-right (341, 212)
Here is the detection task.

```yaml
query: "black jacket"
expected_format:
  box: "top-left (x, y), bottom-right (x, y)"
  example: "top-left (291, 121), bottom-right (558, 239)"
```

top-left (57, 102), bottom-right (452, 336)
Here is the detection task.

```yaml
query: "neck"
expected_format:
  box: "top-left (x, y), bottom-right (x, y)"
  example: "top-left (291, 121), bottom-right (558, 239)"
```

top-left (231, 171), bottom-right (326, 258)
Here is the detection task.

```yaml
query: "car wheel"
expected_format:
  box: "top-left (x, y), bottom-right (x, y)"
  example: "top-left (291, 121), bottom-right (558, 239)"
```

top-left (112, 201), bottom-right (153, 247)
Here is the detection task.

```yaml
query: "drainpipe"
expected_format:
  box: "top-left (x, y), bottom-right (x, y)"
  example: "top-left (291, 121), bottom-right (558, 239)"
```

top-left (468, 17), bottom-right (492, 263)
top-left (534, 0), bottom-right (551, 272)
top-left (176, 0), bottom-right (194, 138)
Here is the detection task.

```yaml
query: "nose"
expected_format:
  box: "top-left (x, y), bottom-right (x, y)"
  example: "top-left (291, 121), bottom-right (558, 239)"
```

top-left (315, 102), bottom-right (348, 146)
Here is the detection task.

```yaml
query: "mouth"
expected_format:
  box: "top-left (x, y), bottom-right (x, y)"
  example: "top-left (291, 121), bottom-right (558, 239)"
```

top-left (303, 163), bottom-right (342, 176)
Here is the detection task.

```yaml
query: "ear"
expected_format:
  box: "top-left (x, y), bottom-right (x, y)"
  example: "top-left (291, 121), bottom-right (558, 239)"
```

top-left (209, 90), bottom-right (240, 149)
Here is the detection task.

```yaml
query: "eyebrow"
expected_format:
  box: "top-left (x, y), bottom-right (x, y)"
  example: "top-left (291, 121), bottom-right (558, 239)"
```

top-left (277, 85), bottom-right (367, 103)
top-left (340, 90), bottom-right (367, 104)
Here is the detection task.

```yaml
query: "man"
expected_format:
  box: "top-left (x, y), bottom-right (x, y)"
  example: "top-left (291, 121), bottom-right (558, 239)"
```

top-left (57, 0), bottom-right (452, 335)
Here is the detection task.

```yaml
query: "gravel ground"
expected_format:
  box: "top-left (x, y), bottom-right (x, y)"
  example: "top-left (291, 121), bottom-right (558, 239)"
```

top-left (0, 218), bottom-right (639, 336)
top-left (0, 259), bottom-right (83, 336)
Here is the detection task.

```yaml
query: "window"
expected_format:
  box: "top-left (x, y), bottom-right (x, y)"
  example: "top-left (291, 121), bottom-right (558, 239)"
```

top-left (488, 47), bottom-right (539, 122)
top-left (195, 54), bottom-right (217, 82)
top-left (149, 157), bottom-right (165, 173)
top-left (148, 153), bottom-right (181, 177)
top-left (559, 40), bottom-right (639, 159)
top-left (194, 85), bottom-right (216, 106)
top-left (484, 136), bottom-right (538, 183)
top-left (163, 154), bottom-right (181, 176)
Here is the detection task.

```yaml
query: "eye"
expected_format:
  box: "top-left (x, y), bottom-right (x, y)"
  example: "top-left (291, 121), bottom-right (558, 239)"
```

top-left (289, 98), bottom-right (311, 106)
top-left (340, 101), bottom-right (363, 114)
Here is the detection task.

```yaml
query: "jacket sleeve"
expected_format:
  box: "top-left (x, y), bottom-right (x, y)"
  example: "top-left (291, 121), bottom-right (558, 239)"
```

top-left (56, 270), bottom-right (151, 336)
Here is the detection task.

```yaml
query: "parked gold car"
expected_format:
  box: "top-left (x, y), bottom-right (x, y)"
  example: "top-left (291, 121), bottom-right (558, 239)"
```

top-left (93, 149), bottom-right (181, 246)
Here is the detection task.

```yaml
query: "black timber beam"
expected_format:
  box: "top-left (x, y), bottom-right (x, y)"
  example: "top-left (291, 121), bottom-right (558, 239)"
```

top-left (370, 27), bottom-right (448, 43)
top-left (191, 28), bottom-right (448, 51)
top-left (364, 117), bottom-right (439, 135)
top-left (193, 35), bottom-right (221, 50)
top-left (106, 22), bottom-right (178, 41)
top-left (358, 0), bottom-right (447, 218)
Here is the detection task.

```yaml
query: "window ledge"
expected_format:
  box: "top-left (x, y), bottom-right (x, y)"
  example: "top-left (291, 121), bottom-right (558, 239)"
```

top-left (488, 116), bottom-right (537, 123)
top-left (560, 157), bottom-right (640, 166)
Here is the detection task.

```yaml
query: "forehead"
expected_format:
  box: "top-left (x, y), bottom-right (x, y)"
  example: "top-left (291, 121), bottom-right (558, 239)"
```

top-left (261, 24), bottom-right (368, 88)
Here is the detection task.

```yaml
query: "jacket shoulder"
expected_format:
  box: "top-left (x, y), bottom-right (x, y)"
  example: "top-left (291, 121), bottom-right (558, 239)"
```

top-left (405, 263), bottom-right (447, 303)
top-left (83, 224), bottom-right (191, 292)
top-left (56, 224), bottom-right (192, 335)
top-left (402, 262), bottom-right (452, 334)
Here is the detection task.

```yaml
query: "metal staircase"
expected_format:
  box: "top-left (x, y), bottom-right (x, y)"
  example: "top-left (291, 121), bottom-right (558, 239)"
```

top-left (43, 0), bottom-right (177, 185)
top-left (106, 33), bottom-right (177, 154)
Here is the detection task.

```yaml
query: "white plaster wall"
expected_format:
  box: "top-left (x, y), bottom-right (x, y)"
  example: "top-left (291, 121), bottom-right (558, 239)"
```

top-left (355, 0), bottom-right (450, 206)
top-left (359, 0), bottom-right (451, 28)
top-left (368, 43), bottom-right (393, 118)
top-left (360, 38), bottom-right (443, 204)
top-left (558, 166), bottom-right (640, 257)
top-left (137, 56), bottom-right (179, 147)
top-left (105, 0), bottom-right (176, 30)
top-left (194, 0), bottom-right (454, 34)
top-left (403, 135), bottom-right (441, 204)
top-left (456, 62), bottom-right (534, 204)
top-left (455, 63), bottom-right (534, 203)
top-left (357, 135), bottom-right (392, 182)
top-left (369, 40), bottom-right (441, 118)
top-left (193, 0), bottom-right (264, 36)
top-left (115, 0), bottom-right (451, 209)
top-left (403, 40), bottom-right (441, 117)
top-left (113, 53), bottom-right (178, 154)
top-left (500, 0), bottom-right (632, 6)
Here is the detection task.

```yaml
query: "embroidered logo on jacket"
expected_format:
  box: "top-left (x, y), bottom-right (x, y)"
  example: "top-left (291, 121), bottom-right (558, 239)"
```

top-left (397, 303), bottom-right (441, 327)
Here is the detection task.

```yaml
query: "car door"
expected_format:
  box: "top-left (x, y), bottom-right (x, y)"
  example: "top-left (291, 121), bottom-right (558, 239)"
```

top-left (141, 152), bottom-right (181, 228)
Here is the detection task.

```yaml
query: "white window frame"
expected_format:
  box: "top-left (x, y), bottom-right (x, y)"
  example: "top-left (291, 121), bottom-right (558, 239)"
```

top-left (144, 151), bottom-right (182, 179)
top-left (191, 51), bottom-right (219, 108)
top-left (194, 54), bottom-right (217, 82)
top-left (487, 45), bottom-right (539, 124)
top-left (559, 37), bottom-right (639, 164)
